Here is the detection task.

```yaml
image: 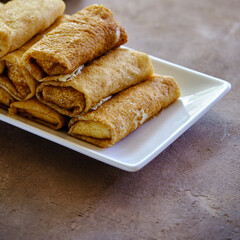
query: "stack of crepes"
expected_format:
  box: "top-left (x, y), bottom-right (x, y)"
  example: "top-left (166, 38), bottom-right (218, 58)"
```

top-left (0, 1), bottom-right (181, 147)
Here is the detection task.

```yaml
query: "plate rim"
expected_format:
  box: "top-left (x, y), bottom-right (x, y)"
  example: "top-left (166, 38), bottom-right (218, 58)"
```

top-left (0, 53), bottom-right (231, 172)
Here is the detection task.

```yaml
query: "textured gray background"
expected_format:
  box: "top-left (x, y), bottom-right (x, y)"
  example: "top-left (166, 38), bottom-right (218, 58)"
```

top-left (0, 0), bottom-right (240, 239)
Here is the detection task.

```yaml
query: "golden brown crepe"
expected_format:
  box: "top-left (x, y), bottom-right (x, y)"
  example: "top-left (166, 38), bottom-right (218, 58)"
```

top-left (22, 4), bottom-right (128, 80)
top-left (9, 98), bottom-right (67, 130)
top-left (0, 87), bottom-right (14, 109)
top-left (36, 48), bottom-right (154, 117)
top-left (0, 15), bottom-right (69, 101)
top-left (0, 61), bottom-right (37, 101)
top-left (68, 75), bottom-right (181, 148)
top-left (0, 0), bottom-right (65, 58)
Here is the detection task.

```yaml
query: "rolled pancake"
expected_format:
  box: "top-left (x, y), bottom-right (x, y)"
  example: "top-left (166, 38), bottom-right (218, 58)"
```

top-left (36, 48), bottom-right (154, 117)
top-left (0, 0), bottom-right (65, 58)
top-left (68, 75), bottom-right (181, 148)
top-left (0, 59), bottom-right (37, 101)
top-left (9, 98), bottom-right (67, 130)
top-left (0, 87), bottom-right (14, 109)
top-left (22, 4), bottom-right (128, 80)
top-left (0, 16), bottom-right (69, 101)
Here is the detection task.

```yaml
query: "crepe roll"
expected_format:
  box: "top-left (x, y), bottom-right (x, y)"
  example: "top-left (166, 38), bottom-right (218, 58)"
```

top-left (0, 87), bottom-right (14, 109)
top-left (0, 59), bottom-right (37, 101)
top-left (0, 15), bottom-right (69, 101)
top-left (22, 4), bottom-right (128, 80)
top-left (9, 98), bottom-right (67, 130)
top-left (36, 48), bottom-right (154, 117)
top-left (68, 75), bottom-right (181, 148)
top-left (0, 0), bottom-right (65, 58)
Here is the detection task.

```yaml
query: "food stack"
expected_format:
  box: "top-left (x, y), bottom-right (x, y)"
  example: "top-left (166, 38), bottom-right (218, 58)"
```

top-left (0, 0), bottom-right (180, 147)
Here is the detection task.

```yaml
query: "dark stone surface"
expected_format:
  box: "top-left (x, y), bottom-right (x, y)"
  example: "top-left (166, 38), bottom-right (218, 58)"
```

top-left (0, 0), bottom-right (240, 239)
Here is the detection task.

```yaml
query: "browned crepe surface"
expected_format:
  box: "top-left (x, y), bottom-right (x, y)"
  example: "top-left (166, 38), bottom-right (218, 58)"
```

top-left (0, 86), bottom-right (14, 109)
top-left (36, 48), bottom-right (154, 117)
top-left (22, 4), bottom-right (128, 80)
top-left (0, 15), bottom-right (69, 101)
top-left (68, 75), bottom-right (181, 148)
top-left (0, 0), bottom-right (65, 58)
top-left (9, 98), bottom-right (67, 130)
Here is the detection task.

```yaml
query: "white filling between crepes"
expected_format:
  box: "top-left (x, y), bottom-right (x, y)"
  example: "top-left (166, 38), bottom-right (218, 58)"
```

top-left (91, 95), bottom-right (112, 111)
top-left (58, 65), bottom-right (84, 82)
top-left (133, 109), bottom-right (149, 128)
top-left (115, 27), bottom-right (120, 44)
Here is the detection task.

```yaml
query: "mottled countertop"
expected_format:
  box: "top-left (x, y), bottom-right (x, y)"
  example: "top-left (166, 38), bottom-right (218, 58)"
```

top-left (0, 0), bottom-right (239, 239)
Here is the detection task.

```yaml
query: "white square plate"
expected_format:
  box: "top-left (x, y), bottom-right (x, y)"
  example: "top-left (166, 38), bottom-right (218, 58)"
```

top-left (0, 52), bottom-right (231, 172)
